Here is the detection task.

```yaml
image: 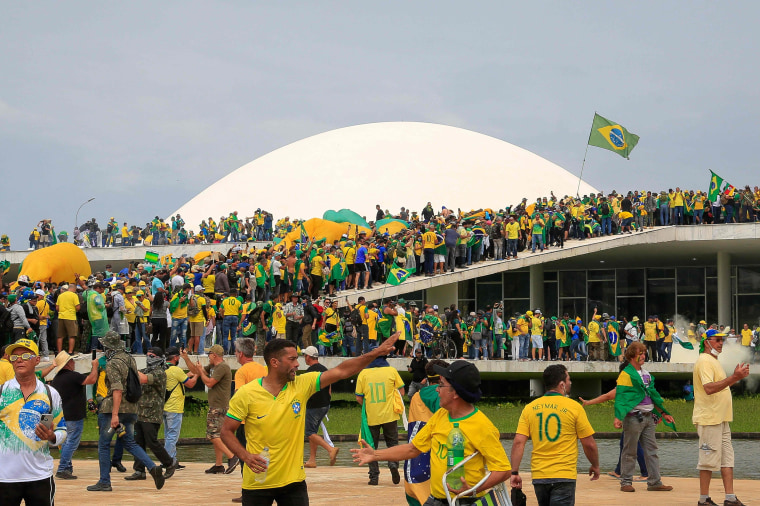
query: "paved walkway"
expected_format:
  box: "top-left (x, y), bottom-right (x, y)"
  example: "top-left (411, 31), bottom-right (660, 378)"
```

top-left (55, 461), bottom-right (757, 505)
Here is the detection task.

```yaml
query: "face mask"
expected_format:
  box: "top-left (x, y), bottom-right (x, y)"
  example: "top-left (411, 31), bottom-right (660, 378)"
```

top-left (710, 346), bottom-right (720, 357)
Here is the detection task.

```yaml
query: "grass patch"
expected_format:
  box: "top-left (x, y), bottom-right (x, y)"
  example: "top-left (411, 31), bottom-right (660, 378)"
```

top-left (80, 392), bottom-right (760, 440)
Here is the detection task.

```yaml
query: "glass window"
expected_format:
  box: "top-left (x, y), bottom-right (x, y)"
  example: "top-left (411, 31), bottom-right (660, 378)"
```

top-left (458, 300), bottom-right (475, 316)
top-left (588, 270), bottom-right (615, 281)
top-left (706, 265), bottom-right (717, 278)
top-left (560, 271), bottom-right (586, 298)
top-left (588, 281), bottom-right (616, 317)
top-left (503, 299), bottom-right (529, 318)
top-left (479, 273), bottom-right (502, 283)
top-left (544, 271), bottom-right (558, 281)
top-left (737, 295), bottom-right (760, 333)
top-left (706, 281), bottom-right (718, 324)
top-left (504, 272), bottom-right (530, 299)
top-left (560, 299), bottom-right (586, 320)
top-left (616, 269), bottom-right (645, 296)
top-left (677, 296), bottom-right (705, 324)
top-left (477, 283), bottom-right (502, 311)
top-left (737, 266), bottom-right (760, 294)
top-left (677, 267), bottom-right (705, 295)
top-left (543, 282), bottom-right (558, 318)
top-left (459, 279), bottom-right (475, 300)
top-left (647, 268), bottom-right (675, 279)
top-left (616, 297), bottom-right (645, 322)
top-left (647, 278), bottom-right (676, 320)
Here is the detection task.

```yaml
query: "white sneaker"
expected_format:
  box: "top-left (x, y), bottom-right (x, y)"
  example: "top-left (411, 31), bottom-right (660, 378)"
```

top-left (41, 356), bottom-right (51, 362)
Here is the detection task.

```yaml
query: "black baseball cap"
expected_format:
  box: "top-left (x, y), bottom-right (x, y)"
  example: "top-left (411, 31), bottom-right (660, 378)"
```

top-left (433, 360), bottom-right (482, 403)
top-left (148, 346), bottom-right (164, 357)
top-left (165, 346), bottom-right (180, 358)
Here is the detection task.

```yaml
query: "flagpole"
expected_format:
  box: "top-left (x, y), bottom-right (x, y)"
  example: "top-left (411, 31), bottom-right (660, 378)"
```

top-left (576, 114), bottom-right (596, 198)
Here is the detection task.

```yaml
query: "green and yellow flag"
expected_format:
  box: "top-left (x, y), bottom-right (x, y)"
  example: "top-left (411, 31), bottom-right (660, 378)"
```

top-left (144, 251), bottom-right (159, 264)
top-left (588, 113), bottom-right (640, 159)
top-left (708, 170), bottom-right (727, 201)
top-left (0, 260), bottom-right (9, 276)
top-left (615, 363), bottom-right (676, 431)
top-left (606, 320), bottom-right (622, 357)
top-left (387, 262), bottom-right (413, 286)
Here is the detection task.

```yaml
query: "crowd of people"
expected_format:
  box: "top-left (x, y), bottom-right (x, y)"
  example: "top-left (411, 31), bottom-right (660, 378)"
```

top-left (0, 282), bottom-right (753, 505)
top-left (1, 186), bottom-right (759, 505)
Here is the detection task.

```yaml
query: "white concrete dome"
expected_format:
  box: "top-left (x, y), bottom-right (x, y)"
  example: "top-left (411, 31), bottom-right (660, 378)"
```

top-left (170, 122), bottom-right (598, 230)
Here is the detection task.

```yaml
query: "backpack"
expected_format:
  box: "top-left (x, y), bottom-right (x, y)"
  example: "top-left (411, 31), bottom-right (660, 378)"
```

top-left (600, 202), bottom-right (610, 215)
top-left (662, 324), bottom-right (670, 337)
top-left (349, 308), bottom-right (363, 327)
top-left (0, 304), bottom-right (12, 333)
top-left (187, 295), bottom-right (201, 317)
top-left (116, 357), bottom-right (143, 403)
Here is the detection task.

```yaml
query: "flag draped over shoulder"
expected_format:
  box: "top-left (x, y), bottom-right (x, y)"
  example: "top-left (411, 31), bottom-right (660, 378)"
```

top-left (588, 113), bottom-right (640, 159)
top-left (607, 321), bottom-right (622, 357)
top-left (387, 262), bottom-right (413, 286)
top-left (614, 363), bottom-right (676, 431)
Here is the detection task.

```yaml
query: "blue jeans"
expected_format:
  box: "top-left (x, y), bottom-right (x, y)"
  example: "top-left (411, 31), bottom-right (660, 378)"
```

top-left (674, 206), bottom-right (684, 225)
top-left (724, 204), bottom-right (735, 223)
top-left (601, 216), bottom-right (612, 235)
top-left (58, 418), bottom-right (84, 472)
top-left (519, 334), bottom-right (529, 359)
top-left (695, 209), bottom-right (704, 224)
top-left (507, 238), bottom-right (518, 258)
top-left (222, 315), bottom-right (239, 353)
top-left (163, 411), bottom-right (183, 459)
top-left (343, 333), bottom-right (356, 356)
top-left (492, 335), bottom-right (503, 359)
top-left (659, 341), bottom-right (672, 362)
top-left (170, 317), bottom-right (188, 348)
top-left (533, 481), bottom-right (576, 506)
top-left (531, 233), bottom-right (544, 252)
top-left (472, 338), bottom-right (483, 359)
top-left (131, 322), bottom-right (149, 354)
top-left (97, 412), bottom-right (155, 485)
top-left (571, 339), bottom-right (588, 360)
top-left (659, 205), bottom-right (670, 225)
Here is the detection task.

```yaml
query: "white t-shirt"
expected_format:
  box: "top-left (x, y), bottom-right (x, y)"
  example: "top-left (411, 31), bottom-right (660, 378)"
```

top-left (624, 322), bottom-right (640, 341)
top-left (0, 378), bottom-right (67, 483)
top-left (271, 260), bottom-right (282, 277)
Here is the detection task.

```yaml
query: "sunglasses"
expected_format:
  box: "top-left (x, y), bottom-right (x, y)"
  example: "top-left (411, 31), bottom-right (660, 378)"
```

top-left (10, 353), bottom-right (37, 362)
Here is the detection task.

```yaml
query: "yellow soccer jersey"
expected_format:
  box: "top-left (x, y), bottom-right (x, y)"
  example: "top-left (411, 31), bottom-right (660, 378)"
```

top-left (516, 393), bottom-right (595, 480)
top-left (412, 407), bottom-right (511, 499)
top-left (355, 366), bottom-right (404, 426)
top-left (227, 372), bottom-right (320, 490)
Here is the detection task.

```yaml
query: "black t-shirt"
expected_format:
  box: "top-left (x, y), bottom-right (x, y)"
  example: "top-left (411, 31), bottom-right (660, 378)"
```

top-left (305, 363), bottom-right (330, 409)
top-left (408, 357), bottom-right (428, 383)
top-left (50, 368), bottom-right (88, 421)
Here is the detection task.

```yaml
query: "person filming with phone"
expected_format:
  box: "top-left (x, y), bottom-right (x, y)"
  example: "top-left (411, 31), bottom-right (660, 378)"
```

top-left (0, 338), bottom-right (67, 505)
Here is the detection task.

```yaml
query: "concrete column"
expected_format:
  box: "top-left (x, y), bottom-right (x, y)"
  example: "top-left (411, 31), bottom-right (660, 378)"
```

top-left (530, 264), bottom-right (545, 310)
top-left (529, 378), bottom-right (545, 398)
top-left (426, 283), bottom-right (459, 312)
top-left (717, 251), bottom-right (731, 327)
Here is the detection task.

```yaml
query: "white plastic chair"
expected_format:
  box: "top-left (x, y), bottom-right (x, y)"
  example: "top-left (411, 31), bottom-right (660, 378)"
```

top-left (442, 451), bottom-right (512, 506)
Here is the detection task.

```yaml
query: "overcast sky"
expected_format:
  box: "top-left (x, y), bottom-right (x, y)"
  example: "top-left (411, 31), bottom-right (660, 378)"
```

top-left (2, 2), bottom-right (759, 245)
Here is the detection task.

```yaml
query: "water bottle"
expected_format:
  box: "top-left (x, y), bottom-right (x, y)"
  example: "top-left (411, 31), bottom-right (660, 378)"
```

top-left (255, 447), bottom-right (270, 483)
top-left (446, 423), bottom-right (465, 490)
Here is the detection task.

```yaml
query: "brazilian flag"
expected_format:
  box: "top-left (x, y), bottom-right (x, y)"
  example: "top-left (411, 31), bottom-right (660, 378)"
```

top-left (387, 262), bottom-right (413, 286)
top-left (707, 170), bottom-right (727, 201)
top-left (144, 251), bottom-right (159, 264)
top-left (588, 113), bottom-right (640, 159)
top-left (607, 320), bottom-right (622, 357)
top-left (615, 363), bottom-right (677, 431)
